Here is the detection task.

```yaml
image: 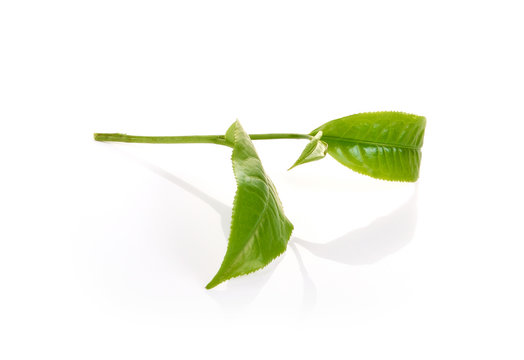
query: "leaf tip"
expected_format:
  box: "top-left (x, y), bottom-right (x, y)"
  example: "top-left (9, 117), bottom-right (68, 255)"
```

top-left (205, 275), bottom-right (224, 290)
top-left (205, 282), bottom-right (217, 290)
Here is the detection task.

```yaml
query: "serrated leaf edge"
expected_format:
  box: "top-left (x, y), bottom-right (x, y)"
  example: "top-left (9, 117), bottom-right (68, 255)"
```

top-left (310, 111), bottom-right (425, 182)
top-left (330, 150), bottom-right (423, 183)
top-left (310, 111), bottom-right (426, 150)
top-left (205, 121), bottom-right (293, 289)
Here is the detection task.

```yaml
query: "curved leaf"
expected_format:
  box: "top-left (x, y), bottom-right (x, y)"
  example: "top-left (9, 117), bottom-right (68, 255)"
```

top-left (206, 121), bottom-right (294, 289)
top-left (310, 111), bottom-right (426, 181)
top-left (288, 131), bottom-right (328, 170)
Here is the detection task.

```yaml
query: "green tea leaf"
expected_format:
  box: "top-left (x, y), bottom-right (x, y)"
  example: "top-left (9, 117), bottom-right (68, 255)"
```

top-left (206, 121), bottom-right (294, 289)
top-left (310, 111), bottom-right (426, 181)
top-left (224, 120), bottom-right (236, 146)
top-left (288, 131), bottom-right (328, 170)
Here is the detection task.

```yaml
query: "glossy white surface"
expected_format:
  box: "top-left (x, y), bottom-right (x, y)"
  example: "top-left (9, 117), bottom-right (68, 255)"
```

top-left (1, 1), bottom-right (523, 358)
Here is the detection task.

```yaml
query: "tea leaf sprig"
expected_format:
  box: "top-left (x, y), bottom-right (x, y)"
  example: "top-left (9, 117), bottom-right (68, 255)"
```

top-left (94, 111), bottom-right (426, 289)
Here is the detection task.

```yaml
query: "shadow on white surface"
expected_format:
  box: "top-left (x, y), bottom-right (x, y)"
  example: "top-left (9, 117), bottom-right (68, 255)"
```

top-left (130, 155), bottom-right (280, 308)
top-left (293, 187), bottom-right (418, 265)
top-left (109, 144), bottom-right (417, 309)
top-left (290, 242), bottom-right (317, 311)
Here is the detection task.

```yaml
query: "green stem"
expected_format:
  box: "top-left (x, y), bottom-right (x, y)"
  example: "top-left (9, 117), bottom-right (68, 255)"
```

top-left (93, 132), bottom-right (312, 146)
top-left (93, 133), bottom-right (229, 146)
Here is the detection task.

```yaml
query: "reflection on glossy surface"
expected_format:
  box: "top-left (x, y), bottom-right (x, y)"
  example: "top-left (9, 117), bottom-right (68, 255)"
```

top-left (290, 243), bottom-right (317, 311)
top-left (138, 160), bottom-right (280, 308)
top-left (112, 144), bottom-right (418, 309)
top-left (294, 187), bottom-right (418, 265)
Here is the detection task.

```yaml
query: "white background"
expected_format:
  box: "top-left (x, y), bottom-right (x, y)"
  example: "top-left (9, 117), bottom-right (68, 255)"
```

top-left (1, 1), bottom-right (523, 359)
